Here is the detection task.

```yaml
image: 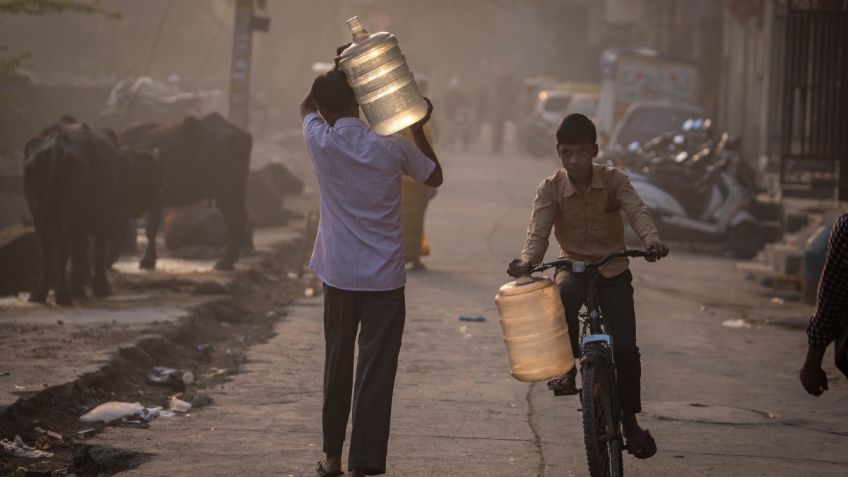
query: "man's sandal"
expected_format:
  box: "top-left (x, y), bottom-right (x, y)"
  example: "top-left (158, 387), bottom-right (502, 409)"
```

top-left (316, 460), bottom-right (344, 477)
top-left (623, 429), bottom-right (657, 459)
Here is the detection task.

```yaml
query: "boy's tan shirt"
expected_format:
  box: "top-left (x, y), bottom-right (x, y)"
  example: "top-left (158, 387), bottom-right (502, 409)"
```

top-left (520, 164), bottom-right (660, 277)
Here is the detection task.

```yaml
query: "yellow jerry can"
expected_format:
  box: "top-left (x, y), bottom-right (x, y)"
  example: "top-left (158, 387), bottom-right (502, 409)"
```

top-left (495, 277), bottom-right (574, 382)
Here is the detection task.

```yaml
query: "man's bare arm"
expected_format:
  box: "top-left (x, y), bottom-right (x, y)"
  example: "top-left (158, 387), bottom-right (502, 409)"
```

top-left (410, 126), bottom-right (442, 187)
top-left (410, 98), bottom-right (442, 187)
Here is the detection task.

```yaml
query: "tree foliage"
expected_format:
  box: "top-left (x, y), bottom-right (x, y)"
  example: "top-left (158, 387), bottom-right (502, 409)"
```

top-left (0, 0), bottom-right (120, 81)
top-left (0, 0), bottom-right (120, 18)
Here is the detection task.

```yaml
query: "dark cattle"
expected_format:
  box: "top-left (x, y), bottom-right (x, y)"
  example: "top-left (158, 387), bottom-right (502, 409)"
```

top-left (23, 117), bottom-right (159, 305)
top-left (246, 162), bottom-right (304, 227)
top-left (120, 112), bottom-right (252, 270)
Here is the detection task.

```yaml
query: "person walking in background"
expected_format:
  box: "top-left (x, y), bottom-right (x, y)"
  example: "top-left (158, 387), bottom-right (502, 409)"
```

top-left (300, 68), bottom-right (442, 477)
top-left (399, 77), bottom-right (438, 270)
top-left (800, 213), bottom-right (848, 395)
top-left (491, 70), bottom-right (519, 154)
top-left (441, 77), bottom-right (474, 150)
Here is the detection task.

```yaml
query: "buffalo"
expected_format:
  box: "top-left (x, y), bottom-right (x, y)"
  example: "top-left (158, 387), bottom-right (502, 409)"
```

top-left (23, 116), bottom-right (159, 305)
top-left (120, 112), bottom-right (252, 270)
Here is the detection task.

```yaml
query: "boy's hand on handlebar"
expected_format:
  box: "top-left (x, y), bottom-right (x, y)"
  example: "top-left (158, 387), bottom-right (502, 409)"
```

top-left (645, 242), bottom-right (669, 262)
top-left (507, 259), bottom-right (531, 278)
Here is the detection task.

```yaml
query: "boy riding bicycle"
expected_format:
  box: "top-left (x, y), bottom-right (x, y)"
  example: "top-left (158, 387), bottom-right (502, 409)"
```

top-left (507, 113), bottom-right (669, 459)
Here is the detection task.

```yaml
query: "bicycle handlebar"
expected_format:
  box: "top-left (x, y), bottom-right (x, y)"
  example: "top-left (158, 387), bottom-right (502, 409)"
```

top-left (530, 249), bottom-right (652, 274)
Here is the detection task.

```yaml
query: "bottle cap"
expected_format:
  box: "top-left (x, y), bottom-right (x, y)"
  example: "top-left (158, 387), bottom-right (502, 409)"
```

top-left (346, 16), bottom-right (369, 42)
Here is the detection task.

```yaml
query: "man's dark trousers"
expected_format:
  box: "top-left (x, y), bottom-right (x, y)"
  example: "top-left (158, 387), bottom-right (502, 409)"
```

top-left (558, 269), bottom-right (641, 414)
top-left (322, 284), bottom-right (406, 475)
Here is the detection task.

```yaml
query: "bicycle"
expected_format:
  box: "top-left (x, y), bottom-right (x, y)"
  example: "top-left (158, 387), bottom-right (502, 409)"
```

top-left (529, 249), bottom-right (653, 477)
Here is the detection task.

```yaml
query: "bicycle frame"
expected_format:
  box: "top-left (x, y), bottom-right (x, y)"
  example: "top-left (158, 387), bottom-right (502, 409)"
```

top-left (530, 249), bottom-right (650, 362)
top-left (530, 249), bottom-right (651, 455)
top-left (579, 266), bottom-right (614, 357)
top-left (572, 264), bottom-right (622, 449)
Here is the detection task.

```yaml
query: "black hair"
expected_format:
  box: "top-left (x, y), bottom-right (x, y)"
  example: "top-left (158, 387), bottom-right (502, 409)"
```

top-left (311, 69), bottom-right (357, 114)
top-left (556, 113), bottom-right (597, 145)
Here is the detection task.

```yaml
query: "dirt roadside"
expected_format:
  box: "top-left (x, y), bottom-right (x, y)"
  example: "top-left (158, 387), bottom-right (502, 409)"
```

top-left (0, 236), bottom-right (319, 476)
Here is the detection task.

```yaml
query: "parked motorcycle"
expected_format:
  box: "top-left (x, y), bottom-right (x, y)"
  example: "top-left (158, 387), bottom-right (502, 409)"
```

top-left (614, 130), bottom-right (768, 258)
top-left (639, 117), bottom-right (714, 160)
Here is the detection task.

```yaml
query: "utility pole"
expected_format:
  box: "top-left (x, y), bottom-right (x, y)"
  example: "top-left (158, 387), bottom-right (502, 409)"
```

top-left (228, 0), bottom-right (270, 130)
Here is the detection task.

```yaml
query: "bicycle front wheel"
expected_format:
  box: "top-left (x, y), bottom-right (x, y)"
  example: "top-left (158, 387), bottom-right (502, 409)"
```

top-left (581, 360), bottom-right (624, 477)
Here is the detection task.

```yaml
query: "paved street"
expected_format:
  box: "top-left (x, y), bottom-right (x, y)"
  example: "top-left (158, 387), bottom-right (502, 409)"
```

top-left (2, 2), bottom-right (847, 476)
top-left (82, 146), bottom-right (848, 476)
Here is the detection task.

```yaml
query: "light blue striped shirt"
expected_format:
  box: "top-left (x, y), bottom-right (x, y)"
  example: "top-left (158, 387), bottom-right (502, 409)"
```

top-left (303, 113), bottom-right (436, 291)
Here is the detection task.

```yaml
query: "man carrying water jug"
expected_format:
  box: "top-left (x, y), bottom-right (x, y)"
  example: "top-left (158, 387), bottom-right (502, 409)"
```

top-left (300, 67), bottom-right (443, 477)
top-left (507, 113), bottom-right (669, 459)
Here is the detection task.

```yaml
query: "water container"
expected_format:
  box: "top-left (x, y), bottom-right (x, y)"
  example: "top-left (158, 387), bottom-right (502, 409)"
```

top-left (337, 16), bottom-right (428, 136)
top-left (495, 277), bottom-right (574, 382)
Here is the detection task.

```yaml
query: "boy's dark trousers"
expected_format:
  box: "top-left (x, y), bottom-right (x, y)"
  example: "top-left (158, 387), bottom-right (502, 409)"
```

top-left (322, 284), bottom-right (406, 476)
top-left (558, 269), bottom-right (642, 414)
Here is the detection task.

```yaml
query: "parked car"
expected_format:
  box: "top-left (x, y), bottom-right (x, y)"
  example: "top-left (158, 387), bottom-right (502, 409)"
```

top-left (564, 93), bottom-right (600, 120)
top-left (519, 84), bottom-right (598, 157)
top-left (607, 101), bottom-right (705, 150)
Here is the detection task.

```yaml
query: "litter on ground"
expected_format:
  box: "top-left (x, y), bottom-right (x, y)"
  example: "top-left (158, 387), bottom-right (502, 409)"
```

top-left (458, 315), bottom-right (487, 322)
top-left (1, 436), bottom-right (55, 459)
top-left (170, 395), bottom-right (192, 413)
top-left (147, 366), bottom-right (195, 388)
top-left (80, 401), bottom-right (150, 423)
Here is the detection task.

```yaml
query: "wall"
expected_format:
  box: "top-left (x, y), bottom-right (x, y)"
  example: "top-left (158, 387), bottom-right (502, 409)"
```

top-left (717, 1), bottom-right (772, 164)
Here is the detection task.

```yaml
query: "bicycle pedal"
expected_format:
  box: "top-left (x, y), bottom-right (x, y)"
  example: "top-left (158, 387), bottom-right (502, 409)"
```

top-left (553, 388), bottom-right (580, 396)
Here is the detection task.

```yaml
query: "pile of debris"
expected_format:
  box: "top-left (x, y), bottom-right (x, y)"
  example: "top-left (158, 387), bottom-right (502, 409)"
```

top-left (737, 209), bottom-right (840, 304)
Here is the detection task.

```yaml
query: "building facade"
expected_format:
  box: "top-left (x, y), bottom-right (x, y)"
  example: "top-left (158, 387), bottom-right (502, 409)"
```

top-left (718, 0), bottom-right (848, 201)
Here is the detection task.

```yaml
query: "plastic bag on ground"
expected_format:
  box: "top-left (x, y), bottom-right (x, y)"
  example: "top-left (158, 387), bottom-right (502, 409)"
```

top-left (147, 367), bottom-right (195, 387)
top-left (79, 402), bottom-right (145, 423)
top-left (722, 319), bottom-right (752, 329)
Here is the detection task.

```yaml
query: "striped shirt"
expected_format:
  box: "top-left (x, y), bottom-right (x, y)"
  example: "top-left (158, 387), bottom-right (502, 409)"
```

top-left (303, 113), bottom-right (436, 291)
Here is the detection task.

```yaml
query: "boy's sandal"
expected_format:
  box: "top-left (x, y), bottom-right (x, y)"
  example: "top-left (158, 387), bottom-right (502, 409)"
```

top-left (546, 372), bottom-right (579, 396)
top-left (624, 429), bottom-right (657, 459)
top-left (316, 460), bottom-right (344, 477)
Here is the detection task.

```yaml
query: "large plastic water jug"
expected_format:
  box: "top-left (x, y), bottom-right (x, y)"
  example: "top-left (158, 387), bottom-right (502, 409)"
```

top-left (337, 16), bottom-right (428, 136)
top-left (495, 277), bottom-right (574, 382)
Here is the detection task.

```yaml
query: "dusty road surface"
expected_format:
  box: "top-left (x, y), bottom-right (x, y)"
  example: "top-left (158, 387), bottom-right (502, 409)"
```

top-left (78, 145), bottom-right (846, 476)
top-left (0, 222), bottom-right (309, 475)
top-left (0, 227), bottom-right (298, 410)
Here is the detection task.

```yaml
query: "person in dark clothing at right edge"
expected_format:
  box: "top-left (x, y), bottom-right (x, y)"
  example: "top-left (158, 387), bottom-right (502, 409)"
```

top-left (800, 213), bottom-right (848, 395)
